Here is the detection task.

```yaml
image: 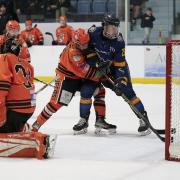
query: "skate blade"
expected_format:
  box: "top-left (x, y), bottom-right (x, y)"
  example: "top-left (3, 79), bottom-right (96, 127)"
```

top-left (94, 128), bottom-right (102, 135)
top-left (94, 128), bottom-right (117, 135)
top-left (73, 128), bottom-right (87, 135)
top-left (139, 128), bottom-right (152, 136)
top-left (45, 134), bottom-right (57, 159)
top-left (108, 128), bottom-right (117, 135)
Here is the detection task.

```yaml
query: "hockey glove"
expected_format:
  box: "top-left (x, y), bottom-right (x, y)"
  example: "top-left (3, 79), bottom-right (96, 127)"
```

top-left (113, 77), bottom-right (128, 96)
top-left (3, 38), bottom-right (21, 56)
top-left (26, 40), bottom-right (33, 47)
top-left (38, 40), bottom-right (44, 45)
top-left (52, 40), bottom-right (58, 45)
top-left (96, 60), bottom-right (111, 74)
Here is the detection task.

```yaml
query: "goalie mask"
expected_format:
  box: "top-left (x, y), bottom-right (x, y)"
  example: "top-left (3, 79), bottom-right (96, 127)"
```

top-left (6, 20), bottom-right (20, 38)
top-left (102, 14), bottom-right (120, 39)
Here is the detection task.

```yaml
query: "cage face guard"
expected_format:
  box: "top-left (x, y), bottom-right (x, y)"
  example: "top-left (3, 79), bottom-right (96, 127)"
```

top-left (7, 29), bottom-right (19, 37)
top-left (103, 24), bottom-right (119, 39)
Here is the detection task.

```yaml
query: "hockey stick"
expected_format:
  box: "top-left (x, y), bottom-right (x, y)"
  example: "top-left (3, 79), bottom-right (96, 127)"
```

top-left (34, 77), bottom-right (56, 95)
top-left (101, 71), bottom-right (165, 142)
top-left (34, 77), bottom-right (54, 88)
top-left (45, 32), bottom-right (55, 41)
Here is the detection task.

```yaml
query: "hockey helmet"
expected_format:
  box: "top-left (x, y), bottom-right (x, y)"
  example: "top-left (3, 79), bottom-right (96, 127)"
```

top-left (102, 14), bottom-right (120, 39)
top-left (102, 14), bottom-right (120, 27)
top-left (72, 28), bottom-right (90, 50)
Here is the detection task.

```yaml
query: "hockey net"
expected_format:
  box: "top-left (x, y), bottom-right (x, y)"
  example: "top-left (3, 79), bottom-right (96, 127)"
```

top-left (166, 40), bottom-right (180, 161)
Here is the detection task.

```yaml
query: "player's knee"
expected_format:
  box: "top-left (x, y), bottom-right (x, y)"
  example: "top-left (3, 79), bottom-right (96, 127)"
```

top-left (57, 90), bottom-right (73, 106)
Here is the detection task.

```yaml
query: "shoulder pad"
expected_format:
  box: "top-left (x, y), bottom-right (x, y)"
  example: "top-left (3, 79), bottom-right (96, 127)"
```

top-left (88, 25), bottom-right (96, 33)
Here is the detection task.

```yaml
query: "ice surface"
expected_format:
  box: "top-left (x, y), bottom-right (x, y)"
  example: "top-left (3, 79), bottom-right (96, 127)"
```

top-left (1, 83), bottom-right (179, 180)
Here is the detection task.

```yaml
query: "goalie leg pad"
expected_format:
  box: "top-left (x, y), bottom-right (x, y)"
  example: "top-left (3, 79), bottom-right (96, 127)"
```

top-left (0, 132), bottom-right (38, 158)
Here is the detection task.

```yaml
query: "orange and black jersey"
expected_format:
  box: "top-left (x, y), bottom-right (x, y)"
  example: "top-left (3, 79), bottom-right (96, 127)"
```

top-left (20, 27), bottom-right (44, 45)
top-left (55, 25), bottom-right (73, 45)
top-left (0, 53), bottom-right (35, 116)
top-left (56, 42), bottom-right (99, 81)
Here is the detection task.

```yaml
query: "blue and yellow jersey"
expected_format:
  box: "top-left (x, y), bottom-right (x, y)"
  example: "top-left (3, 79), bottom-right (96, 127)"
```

top-left (88, 26), bottom-right (128, 79)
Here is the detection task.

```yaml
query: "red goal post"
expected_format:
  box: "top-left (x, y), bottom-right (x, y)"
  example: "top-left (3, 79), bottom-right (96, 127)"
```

top-left (166, 40), bottom-right (180, 161)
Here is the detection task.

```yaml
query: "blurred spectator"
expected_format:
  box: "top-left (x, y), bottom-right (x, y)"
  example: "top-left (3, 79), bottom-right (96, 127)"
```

top-left (15, 0), bottom-right (44, 16)
top-left (0, 2), bottom-right (18, 35)
top-left (25, 0), bottom-right (39, 15)
top-left (0, 0), bottom-right (14, 12)
top-left (52, 15), bottom-right (73, 45)
top-left (44, 0), bottom-right (57, 19)
top-left (15, 0), bottom-right (28, 15)
top-left (20, 18), bottom-right (44, 47)
top-left (56, 0), bottom-right (70, 21)
top-left (130, 0), bottom-right (146, 31)
top-left (141, 7), bottom-right (155, 44)
top-left (0, 0), bottom-right (19, 21)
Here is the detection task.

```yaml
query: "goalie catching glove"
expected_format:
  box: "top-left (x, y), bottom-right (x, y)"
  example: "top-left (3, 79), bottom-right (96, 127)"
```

top-left (2, 38), bottom-right (21, 56)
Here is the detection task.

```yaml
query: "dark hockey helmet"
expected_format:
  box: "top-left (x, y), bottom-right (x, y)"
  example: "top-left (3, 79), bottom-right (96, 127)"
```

top-left (102, 14), bottom-right (120, 27)
top-left (102, 14), bottom-right (120, 39)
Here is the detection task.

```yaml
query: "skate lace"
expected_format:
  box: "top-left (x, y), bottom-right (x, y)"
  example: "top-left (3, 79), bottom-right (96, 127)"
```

top-left (77, 118), bottom-right (86, 126)
top-left (139, 119), bottom-right (146, 126)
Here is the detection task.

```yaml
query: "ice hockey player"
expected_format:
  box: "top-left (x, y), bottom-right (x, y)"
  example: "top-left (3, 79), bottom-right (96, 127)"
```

top-left (73, 53), bottom-right (116, 135)
top-left (0, 20), bottom-right (31, 64)
top-left (31, 28), bottom-right (115, 133)
top-left (0, 38), bottom-right (57, 159)
top-left (52, 16), bottom-right (73, 45)
top-left (20, 18), bottom-right (44, 47)
top-left (81, 14), bottom-right (151, 136)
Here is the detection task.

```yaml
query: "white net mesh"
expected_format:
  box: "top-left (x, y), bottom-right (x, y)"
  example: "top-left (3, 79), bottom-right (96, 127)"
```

top-left (169, 44), bottom-right (180, 159)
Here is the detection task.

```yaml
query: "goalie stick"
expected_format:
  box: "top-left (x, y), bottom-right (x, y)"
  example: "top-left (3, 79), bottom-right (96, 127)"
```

top-left (101, 70), bottom-right (165, 142)
top-left (34, 77), bottom-right (56, 95)
top-left (34, 77), bottom-right (54, 88)
top-left (45, 32), bottom-right (55, 41)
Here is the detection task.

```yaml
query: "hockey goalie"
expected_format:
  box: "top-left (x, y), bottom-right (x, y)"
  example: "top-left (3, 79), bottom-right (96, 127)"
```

top-left (0, 28), bottom-right (57, 159)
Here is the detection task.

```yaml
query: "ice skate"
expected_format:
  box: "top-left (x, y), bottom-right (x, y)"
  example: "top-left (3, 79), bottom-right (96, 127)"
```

top-left (95, 116), bottom-right (117, 135)
top-left (43, 134), bottom-right (57, 159)
top-left (138, 119), bottom-right (151, 136)
top-left (73, 118), bottom-right (88, 135)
